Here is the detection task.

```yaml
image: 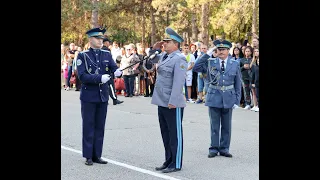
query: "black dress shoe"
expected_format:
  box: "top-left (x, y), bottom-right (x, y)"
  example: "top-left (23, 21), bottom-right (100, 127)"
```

top-left (125, 95), bottom-right (129, 97)
top-left (85, 158), bottom-right (93, 166)
top-left (208, 152), bottom-right (218, 158)
top-left (162, 167), bottom-right (181, 173)
top-left (155, 164), bottom-right (168, 171)
top-left (144, 95), bottom-right (149, 97)
top-left (92, 158), bottom-right (108, 164)
top-left (219, 152), bottom-right (233, 158)
top-left (113, 99), bottom-right (123, 105)
top-left (116, 100), bottom-right (123, 104)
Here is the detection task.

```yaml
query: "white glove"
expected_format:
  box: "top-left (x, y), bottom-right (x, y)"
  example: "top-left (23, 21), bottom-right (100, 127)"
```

top-left (232, 104), bottom-right (239, 109)
top-left (114, 68), bottom-right (123, 77)
top-left (101, 74), bottom-right (111, 83)
top-left (206, 47), bottom-right (217, 57)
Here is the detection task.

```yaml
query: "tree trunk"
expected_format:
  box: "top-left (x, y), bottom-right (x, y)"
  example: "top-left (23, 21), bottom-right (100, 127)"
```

top-left (141, 1), bottom-right (145, 46)
top-left (151, 6), bottom-right (156, 46)
top-left (182, 32), bottom-right (187, 45)
top-left (166, 8), bottom-right (169, 26)
top-left (252, 0), bottom-right (258, 34)
top-left (134, 9), bottom-right (137, 43)
top-left (78, 33), bottom-right (83, 47)
top-left (186, 32), bottom-right (189, 45)
top-left (91, 0), bottom-right (99, 28)
top-left (191, 11), bottom-right (197, 43)
top-left (201, 3), bottom-right (209, 45)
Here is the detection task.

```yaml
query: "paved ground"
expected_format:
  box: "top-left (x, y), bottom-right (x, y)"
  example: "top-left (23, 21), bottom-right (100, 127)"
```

top-left (61, 89), bottom-right (259, 180)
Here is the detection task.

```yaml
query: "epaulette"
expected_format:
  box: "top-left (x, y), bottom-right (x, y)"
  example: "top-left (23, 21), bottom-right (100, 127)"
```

top-left (230, 58), bottom-right (239, 64)
top-left (101, 49), bottom-right (111, 53)
top-left (178, 53), bottom-right (188, 63)
top-left (208, 58), bottom-right (218, 63)
top-left (81, 50), bottom-right (89, 53)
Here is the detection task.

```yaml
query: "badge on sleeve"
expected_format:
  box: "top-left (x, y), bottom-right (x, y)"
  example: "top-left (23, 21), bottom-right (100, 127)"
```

top-left (180, 63), bottom-right (186, 70)
top-left (76, 59), bottom-right (82, 66)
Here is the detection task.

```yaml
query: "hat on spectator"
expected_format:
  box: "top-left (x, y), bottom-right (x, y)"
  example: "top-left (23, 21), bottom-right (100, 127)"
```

top-left (103, 37), bottom-right (110, 43)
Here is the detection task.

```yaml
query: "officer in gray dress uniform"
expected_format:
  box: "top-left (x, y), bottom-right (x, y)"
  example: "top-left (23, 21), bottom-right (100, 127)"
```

top-left (193, 39), bottom-right (241, 158)
top-left (150, 27), bottom-right (187, 173)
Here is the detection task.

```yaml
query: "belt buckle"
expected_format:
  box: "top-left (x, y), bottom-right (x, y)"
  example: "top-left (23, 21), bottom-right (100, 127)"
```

top-left (221, 86), bottom-right (225, 91)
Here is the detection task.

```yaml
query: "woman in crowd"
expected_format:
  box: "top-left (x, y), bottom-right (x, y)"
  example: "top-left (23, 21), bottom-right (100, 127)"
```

top-left (120, 43), bottom-right (140, 97)
top-left (232, 47), bottom-right (244, 63)
top-left (250, 48), bottom-right (259, 111)
top-left (240, 46), bottom-right (253, 110)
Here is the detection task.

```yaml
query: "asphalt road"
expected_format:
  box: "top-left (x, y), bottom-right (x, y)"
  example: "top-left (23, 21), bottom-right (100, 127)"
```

top-left (61, 89), bottom-right (259, 180)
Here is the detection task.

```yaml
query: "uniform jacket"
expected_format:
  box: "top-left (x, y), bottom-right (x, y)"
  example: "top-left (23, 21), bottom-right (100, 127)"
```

top-left (151, 50), bottom-right (187, 108)
top-left (193, 54), bottom-right (241, 108)
top-left (76, 48), bottom-right (118, 102)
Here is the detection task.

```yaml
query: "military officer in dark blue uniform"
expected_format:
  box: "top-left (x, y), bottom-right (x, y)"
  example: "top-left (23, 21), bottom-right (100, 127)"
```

top-left (193, 39), bottom-right (241, 158)
top-left (76, 27), bottom-right (123, 165)
top-left (150, 27), bottom-right (187, 173)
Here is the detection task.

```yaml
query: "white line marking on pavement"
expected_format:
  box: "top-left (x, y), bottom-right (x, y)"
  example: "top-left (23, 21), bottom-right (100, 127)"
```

top-left (61, 145), bottom-right (181, 180)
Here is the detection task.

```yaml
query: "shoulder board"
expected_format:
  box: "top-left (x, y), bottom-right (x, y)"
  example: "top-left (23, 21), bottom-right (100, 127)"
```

top-left (81, 50), bottom-right (89, 54)
top-left (101, 49), bottom-right (111, 53)
top-left (231, 58), bottom-right (239, 64)
top-left (208, 58), bottom-right (218, 63)
top-left (175, 53), bottom-right (187, 62)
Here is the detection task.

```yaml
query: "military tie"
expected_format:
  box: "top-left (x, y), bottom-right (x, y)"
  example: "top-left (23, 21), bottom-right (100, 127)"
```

top-left (221, 60), bottom-right (225, 73)
top-left (163, 54), bottom-right (168, 60)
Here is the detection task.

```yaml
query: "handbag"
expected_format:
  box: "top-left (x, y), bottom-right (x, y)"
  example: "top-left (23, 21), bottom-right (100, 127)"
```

top-left (133, 69), bottom-right (140, 75)
top-left (114, 78), bottom-right (125, 90)
top-left (70, 75), bottom-right (76, 84)
top-left (147, 72), bottom-right (155, 85)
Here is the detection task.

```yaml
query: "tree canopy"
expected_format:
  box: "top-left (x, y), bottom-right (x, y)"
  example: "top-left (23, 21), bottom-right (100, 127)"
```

top-left (61, 0), bottom-right (259, 47)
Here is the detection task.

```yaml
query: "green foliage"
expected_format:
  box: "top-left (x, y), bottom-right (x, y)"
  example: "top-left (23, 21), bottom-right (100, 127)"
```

top-left (61, 0), bottom-right (259, 46)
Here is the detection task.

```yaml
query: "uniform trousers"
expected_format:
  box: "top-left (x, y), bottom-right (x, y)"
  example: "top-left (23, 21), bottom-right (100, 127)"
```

top-left (208, 107), bottom-right (232, 153)
top-left (158, 106), bottom-right (184, 169)
top-left (81, 101), bottom-right (108, 159)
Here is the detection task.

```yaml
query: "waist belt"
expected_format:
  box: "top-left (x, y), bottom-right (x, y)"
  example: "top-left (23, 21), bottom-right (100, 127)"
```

top-left (209, 84), bottom-right (234, 91)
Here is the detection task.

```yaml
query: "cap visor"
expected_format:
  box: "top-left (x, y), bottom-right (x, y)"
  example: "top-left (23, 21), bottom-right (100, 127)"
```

top-left (162, 38), bottom-right (173, 41)
top-left (92, 35), bottom-right (105, 39)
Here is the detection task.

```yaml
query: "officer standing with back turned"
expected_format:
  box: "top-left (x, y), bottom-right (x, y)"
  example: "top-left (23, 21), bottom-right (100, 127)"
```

top-left (193, 39), bottom-right (241, 158)
top-left (76, 26), bottom-right (123, 165)
top-left (150, 27), bottom-right (187, 173)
